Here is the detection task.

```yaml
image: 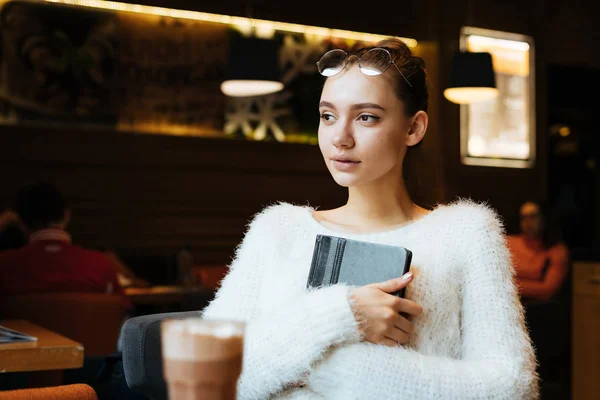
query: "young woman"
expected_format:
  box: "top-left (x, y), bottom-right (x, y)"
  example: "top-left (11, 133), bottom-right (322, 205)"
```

top-left (202, 38), bottom-right (538, 399)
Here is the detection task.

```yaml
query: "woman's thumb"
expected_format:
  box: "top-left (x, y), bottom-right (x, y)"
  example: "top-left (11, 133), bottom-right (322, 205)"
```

top-left (373, 272), bottom-right (413, 293)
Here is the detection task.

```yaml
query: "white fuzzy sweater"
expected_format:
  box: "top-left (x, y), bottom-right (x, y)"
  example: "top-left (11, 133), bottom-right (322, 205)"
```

top-left (201, 200), bottom-right (538, 400)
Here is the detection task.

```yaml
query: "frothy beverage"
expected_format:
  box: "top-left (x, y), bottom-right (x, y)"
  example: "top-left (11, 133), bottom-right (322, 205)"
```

top-left (161, 318), bottom-right (245, 400)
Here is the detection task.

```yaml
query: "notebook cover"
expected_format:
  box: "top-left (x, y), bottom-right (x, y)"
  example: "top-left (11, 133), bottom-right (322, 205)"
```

top-left (307, 234), bottom-right (413, 298)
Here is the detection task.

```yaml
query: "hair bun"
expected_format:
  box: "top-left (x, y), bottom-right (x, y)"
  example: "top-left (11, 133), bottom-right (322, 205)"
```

top-left (375, 38), bottom-right (413, 58)
top-left (412, 56), bottom-right (425, 69)
top-left (371, 37), bottom-right (429, 115)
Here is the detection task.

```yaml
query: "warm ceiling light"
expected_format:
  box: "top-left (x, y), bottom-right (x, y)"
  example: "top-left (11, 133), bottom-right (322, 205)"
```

top-left (444, 87), bottom-right (499, 104)
top-left (220, 80), bottom-right (283, 97)
top-left (467, 35), bottom-right (530, 52)
top-left (220, 35), bottom-right (284, 97)
top-left (444, 51), bottom-right (499, 104)
top-left (558, 126), bottom-right (571, 137)
top-left (42, 0), bottom-right (417, 47)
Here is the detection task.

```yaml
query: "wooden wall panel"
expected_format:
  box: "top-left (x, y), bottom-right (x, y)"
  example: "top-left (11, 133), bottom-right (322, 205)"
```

top-left (0, 125), bottom-right (347, 270)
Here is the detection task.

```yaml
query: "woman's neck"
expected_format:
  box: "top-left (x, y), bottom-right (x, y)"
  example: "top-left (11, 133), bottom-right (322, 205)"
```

top-left (342, 177), bottom-right (422, 229)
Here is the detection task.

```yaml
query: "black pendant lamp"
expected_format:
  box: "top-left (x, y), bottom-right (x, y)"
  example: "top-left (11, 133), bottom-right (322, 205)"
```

top-left (220, 33), bottom-right (284, 97)
top-left (444, 51), bottom-right (499, 104)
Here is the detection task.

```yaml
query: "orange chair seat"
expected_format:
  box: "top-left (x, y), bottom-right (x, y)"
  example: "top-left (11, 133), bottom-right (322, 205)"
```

top-left (0, 384), bottom-right (97, 400)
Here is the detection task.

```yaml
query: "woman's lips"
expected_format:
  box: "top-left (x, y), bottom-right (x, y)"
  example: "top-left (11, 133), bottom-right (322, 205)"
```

top-left (332, 159), bottom-right (361, 171)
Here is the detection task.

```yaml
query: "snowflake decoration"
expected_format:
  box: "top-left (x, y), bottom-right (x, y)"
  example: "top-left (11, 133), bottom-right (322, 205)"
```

top-left (280, 34), bottom-right (327, 84)
top-left (224, 97), bottom-right (256, 138)
top-left (253, 93), bottom-right (291, 142)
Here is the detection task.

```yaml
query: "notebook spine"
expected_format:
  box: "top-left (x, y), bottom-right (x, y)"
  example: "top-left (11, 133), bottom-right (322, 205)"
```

top-left (394, 249), bottom-right (413, 298)
top-left (330, 238), bottom-right (346, 284)
top-left (307, 235), bottom-right (323, 288)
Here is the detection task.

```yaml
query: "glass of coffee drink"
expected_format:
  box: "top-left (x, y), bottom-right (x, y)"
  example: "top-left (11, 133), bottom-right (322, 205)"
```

top-left (161, 318), bottom-right (245, 400)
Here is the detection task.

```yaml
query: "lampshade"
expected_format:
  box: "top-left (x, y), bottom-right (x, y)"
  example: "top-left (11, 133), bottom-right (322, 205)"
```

top-left (444, 51), bottom-right (498, 104)
top-left (220, 35), bottom-right (284, 97)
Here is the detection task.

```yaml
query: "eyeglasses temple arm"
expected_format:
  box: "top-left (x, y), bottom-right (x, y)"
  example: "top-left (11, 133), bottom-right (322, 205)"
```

top-left (392, 62), bottom-right (413, 87)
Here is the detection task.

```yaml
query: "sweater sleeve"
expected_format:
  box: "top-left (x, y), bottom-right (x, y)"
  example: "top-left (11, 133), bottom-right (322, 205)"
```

top-left (201, 205), bottom-right (360, 400)
top-left (307, 205), bottom-right (539, 400)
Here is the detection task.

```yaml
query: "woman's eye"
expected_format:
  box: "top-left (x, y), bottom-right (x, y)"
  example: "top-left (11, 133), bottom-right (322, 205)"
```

top-left (320, 113), bottom-right (336, 122)
top-left (359, 114), bottom-right (379, 122)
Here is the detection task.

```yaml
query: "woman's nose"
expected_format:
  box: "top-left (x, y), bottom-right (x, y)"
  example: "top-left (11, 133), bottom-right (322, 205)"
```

top-left (332, 123), bottom-right (355, 149)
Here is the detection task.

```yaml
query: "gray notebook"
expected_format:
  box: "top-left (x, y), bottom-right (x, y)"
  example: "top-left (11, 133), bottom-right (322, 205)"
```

top-left (307, 234), bottom-right (413, 298)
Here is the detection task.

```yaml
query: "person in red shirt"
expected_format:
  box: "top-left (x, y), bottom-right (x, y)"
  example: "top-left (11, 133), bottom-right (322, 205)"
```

top-left (0, 182), bottom-right (128, 301)
top-left (508, 200), bottom-right (570, 303)
top-left (507, 200), bottom-right (570, 399)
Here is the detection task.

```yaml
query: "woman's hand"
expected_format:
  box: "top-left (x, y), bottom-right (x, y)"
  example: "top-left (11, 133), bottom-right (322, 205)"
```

top-left (350, 272), bottom-right (423, 346)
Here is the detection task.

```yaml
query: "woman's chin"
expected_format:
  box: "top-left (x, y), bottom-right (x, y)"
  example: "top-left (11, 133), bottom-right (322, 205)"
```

top-left (331, 173), bottom-right (360, 188)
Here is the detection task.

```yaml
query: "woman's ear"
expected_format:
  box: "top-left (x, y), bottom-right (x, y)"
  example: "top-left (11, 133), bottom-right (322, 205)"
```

top-left (405, 111), bottom-right (428, 147)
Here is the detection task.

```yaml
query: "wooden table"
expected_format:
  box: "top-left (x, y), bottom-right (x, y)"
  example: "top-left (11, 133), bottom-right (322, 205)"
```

top-left (572, 261), bottom-right (600, 400)
top-left (0, 320), bottom-right (84, 373)
top-left (125, 285), bottom-right (214, 306)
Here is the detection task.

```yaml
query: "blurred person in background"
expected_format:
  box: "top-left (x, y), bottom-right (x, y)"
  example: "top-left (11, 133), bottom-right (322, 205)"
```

top-left (508, 200), bottom-right (570, 303)
top-left (508, 200), bottom-right (571, 399)
top-left (103, 248), bottom-right (151, 288)
top-left (1, 204), bottom-right (149, 289)
top-left (0, 181), bottom-right (128, 303)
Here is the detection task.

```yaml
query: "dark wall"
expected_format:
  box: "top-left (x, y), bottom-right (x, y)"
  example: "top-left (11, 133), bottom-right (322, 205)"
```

top-left (540, 0), bottom-right (600, 69)
top-left (547, 65), bottom-right (600, 249)
top-left (0, 125), bottom-right (346, 265)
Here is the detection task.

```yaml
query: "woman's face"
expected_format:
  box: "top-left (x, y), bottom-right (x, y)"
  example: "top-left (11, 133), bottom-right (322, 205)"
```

top-left (318, 65), bottom-right (412, 188)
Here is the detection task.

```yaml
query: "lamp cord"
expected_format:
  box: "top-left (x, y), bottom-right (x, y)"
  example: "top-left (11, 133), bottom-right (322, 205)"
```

top-left (246, 0), bottom-right (256, 35)
top-left (467, 0), bottom-right (474, 27)
top-left (246, 0), bottom-right (253, 19)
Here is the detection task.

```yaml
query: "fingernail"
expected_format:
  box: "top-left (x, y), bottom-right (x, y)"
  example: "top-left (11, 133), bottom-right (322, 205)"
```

top-left (402, 272), bottom-right (413, 280)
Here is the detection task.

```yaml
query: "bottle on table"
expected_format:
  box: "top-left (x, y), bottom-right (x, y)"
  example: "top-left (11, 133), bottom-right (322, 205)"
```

top-left (177, 244), bottom-right (194, 286)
